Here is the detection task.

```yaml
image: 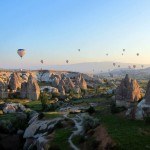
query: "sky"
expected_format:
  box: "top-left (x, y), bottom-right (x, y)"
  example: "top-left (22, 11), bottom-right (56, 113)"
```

top-left (0, 0), bottom-right (150, 69)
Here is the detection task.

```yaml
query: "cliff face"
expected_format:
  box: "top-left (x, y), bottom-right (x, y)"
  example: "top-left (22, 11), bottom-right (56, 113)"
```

top-left (116, 74), bottom-right (142, 102)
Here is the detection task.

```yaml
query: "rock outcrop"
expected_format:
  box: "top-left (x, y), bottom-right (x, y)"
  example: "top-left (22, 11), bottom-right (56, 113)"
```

top-left (65, 78), bottom-right (75, 92)
top-left (20, 82), bottom-right (27, 99)
top-left (2, 103), bottom-right (26, 113)
top-left (116, 74), bottom-right (142, 102)
top-left (27, 74), bottom-right (40, 100)
top-left (0, 78), bottom-right (8, 98)
top-left (52, 77), bottom-right (60, 87)
top-left (126, 78), bottom-right (150, 120)
top-left (8, 73), bottom-right (21, 91)
top-left (144, 80), bottom-right (150, 104)
top-left (80, 76), bottom-right (87, 90)
top-left (58, 85), bottom-right (65, 95)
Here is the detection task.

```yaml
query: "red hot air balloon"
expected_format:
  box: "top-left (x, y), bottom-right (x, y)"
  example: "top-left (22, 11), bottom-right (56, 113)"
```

top-left (17, 49), bottom-right (26, 58)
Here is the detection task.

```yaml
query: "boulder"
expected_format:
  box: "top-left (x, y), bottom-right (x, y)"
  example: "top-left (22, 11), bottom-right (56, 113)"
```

top-left (3, 103), bottom-right (26, 113)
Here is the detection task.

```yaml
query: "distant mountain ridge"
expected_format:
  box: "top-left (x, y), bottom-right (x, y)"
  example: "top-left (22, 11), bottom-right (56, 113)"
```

top-left (30, 62), bottom-right (150, 74)
top-left (1, 62), bottom-right (150, 74)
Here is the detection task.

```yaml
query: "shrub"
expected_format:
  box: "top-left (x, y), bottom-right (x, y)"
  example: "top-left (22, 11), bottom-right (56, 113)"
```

top-left (144, 116), bottom-right (150, 124)
top-left (86, 106), bottom-right (96, 114)
top-left (82, 115), bottom-right (100, 133)
top-left (39, 92), bottom-right (49, 111)
top-left (110, 101), bottom-right (126, 114)
top-left (38, 112), bottom-right (45, 120)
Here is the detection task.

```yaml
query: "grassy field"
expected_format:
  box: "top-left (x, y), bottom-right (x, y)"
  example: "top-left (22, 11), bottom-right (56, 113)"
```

top-left (95, 114), bottom-right (150, 150)
top-left (50, 128), bottom-right (72, 150)
top-left (1, 96), bottom-right (150, 150)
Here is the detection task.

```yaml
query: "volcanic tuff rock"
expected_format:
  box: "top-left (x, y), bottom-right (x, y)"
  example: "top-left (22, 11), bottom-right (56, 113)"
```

top-left (65, 78), bottom-right (75, 92)
top-left (0, 78), bottom-right (8, 98)
top-left (52, 77), bottom-right (60, 87)
top-left (80, 76), bottom-right (87, 90)
top-left (58, 85), bottom-right (65, 95)
top-left (27, 74), bottom-right (40, 100)
top-left (20, 82), bottom-right (27, 99)
top-left (8, 73), bottom-right (21, 91)
top-left (116, 74), bottom-right (142, 102)
top-left (144, 80), bottom-right (150, 104)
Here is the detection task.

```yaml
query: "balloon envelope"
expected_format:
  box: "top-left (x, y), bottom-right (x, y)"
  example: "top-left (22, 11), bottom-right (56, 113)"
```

top-left (41, 60), bottom-right (44, 64)
top-left (17, 49), bottom-right (26, 58)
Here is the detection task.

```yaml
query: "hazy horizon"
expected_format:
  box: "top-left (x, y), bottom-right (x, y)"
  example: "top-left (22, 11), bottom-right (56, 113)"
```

top-left (0, 0), bottom-right (150, 68)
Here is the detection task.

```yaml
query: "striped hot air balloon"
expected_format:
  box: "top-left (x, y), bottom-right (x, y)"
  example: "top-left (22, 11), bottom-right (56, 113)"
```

top-left (17, 49), bottom-right (26, 58)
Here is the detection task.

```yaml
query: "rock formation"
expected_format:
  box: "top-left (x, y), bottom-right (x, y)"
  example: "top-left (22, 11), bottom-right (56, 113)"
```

top-left (116, 74), bottom-right (142, 102)
top-left (144, 80), bottom-right (150, 104)
top-left (80, 76), bottom-right (87, 90)
top-left (58, 85), bottom-right (65, 95)
top-left (0, 78), bottom-right (8, 98)
top-left (20, 82), bottom-right (27, 99)
top-left (27, 74), bottom-right (40, 100)
top-left (52, 77), bottom-right (60, 87)
top-left (8, 73), bottom-right (21, 91)
top-left (65, 78), bottom-right (75, 92)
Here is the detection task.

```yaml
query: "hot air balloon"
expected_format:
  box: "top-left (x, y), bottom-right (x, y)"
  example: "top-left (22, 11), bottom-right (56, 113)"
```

top-left (128, 66), bottom-right (131, 69)
top-left (113, 63), bottom-right (116, 67)
top-left (41, 60), bottom-right (44, 64)
top-left (78, 49), bottom-right (80, 52)
top-left (106, 53), bottom-right (108, 56)
top-left (66, 60), bottom-right (69, 63)
top-left (17, 49), bottom-right (26, 58)
top-left (141, 65), bottom-right (144, 69)
top-left (122, 53), bottom-right (124, 56)
top-left (118, 65), bottom-right (120, 68)
top-left (133, 65), bottom-right (136, 69)
top-left (137, 53), bottom-right (139, 56)
top-left (123, 49), bottom-right (125, 52)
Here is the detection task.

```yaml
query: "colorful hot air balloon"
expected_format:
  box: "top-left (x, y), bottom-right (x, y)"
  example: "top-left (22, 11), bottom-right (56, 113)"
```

top-left (66, 60), bottom-right (69, 63)
top-left (123, 49), bottom-right (125, 52)
top-left (137, 53), bottom-right (139, 56)
top-left (17, 49), bottom-right (26, 58)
